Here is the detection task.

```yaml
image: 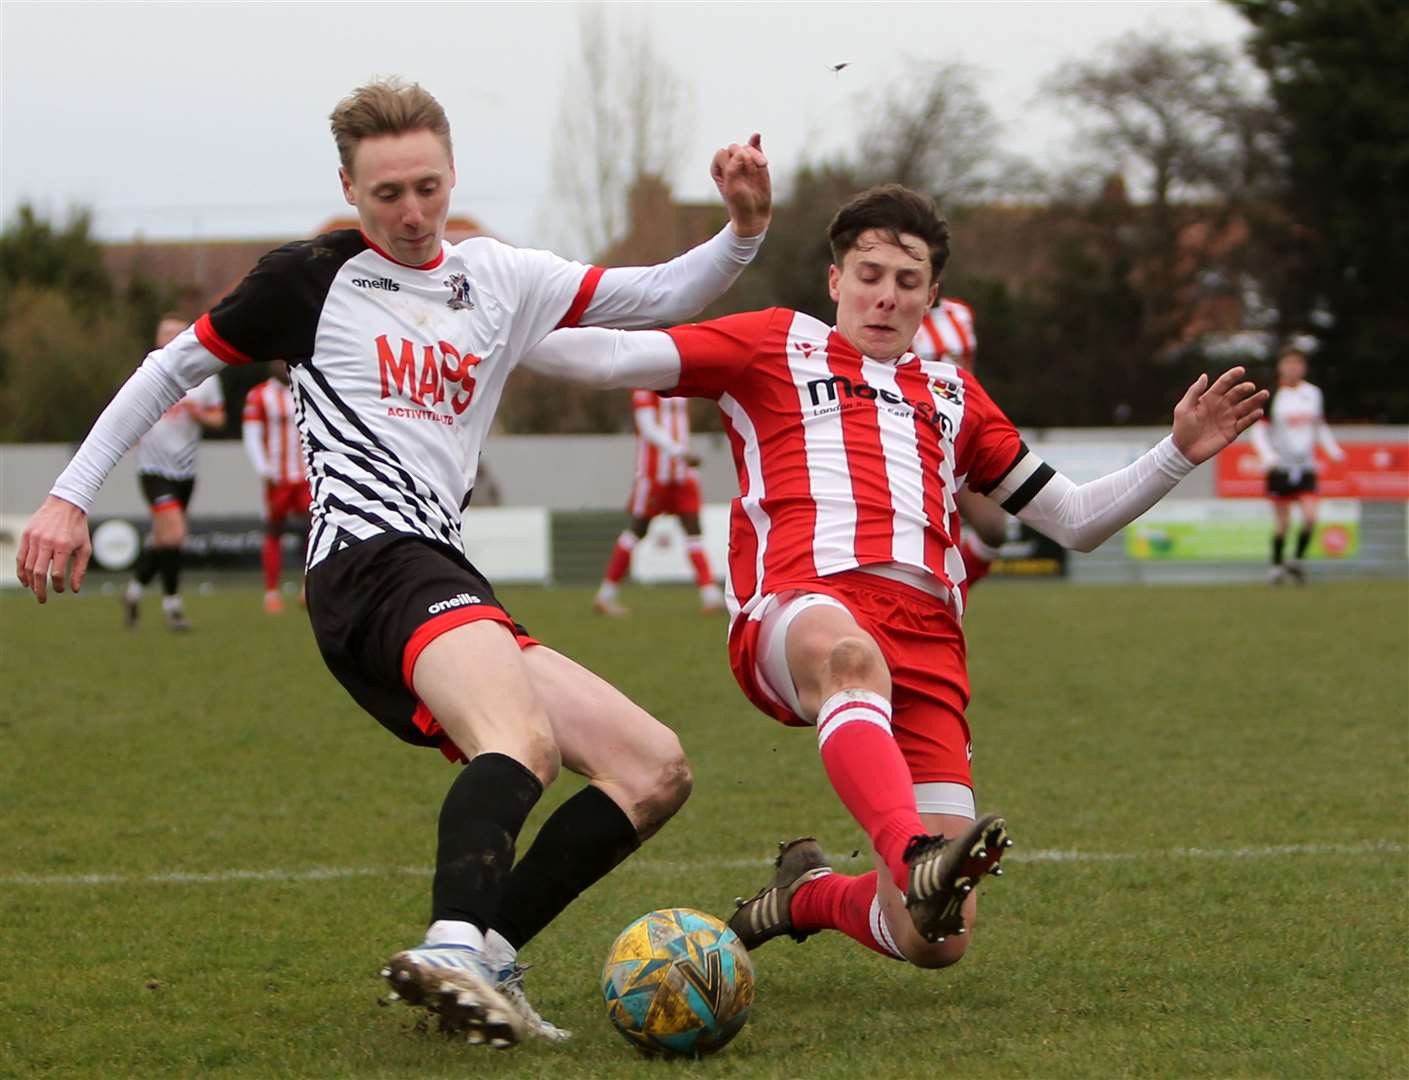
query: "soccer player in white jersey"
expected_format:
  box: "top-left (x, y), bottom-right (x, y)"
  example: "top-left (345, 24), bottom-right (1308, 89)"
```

top-left (593, 389), bottom-right (724, 616)
top-left (521, 184), bottom-right (1266, 975)
top-left (123, 313), bottom-right (226, 631)
top-left (242, 361), bottom-right (311, 612)
top-left (16, 78), bottom-right (772, 1048)
top-left (1250, 345), bottom-right (1344, 584)
top-left (912, 296), bottom-right (1010, 597)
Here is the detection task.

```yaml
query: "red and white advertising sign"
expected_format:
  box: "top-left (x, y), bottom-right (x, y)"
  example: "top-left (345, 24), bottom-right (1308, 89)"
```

top-left (1216, 441), bottom-right (1409, 499)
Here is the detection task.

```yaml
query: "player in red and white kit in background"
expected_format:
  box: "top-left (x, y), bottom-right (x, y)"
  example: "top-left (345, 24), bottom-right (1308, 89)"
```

top-left (242, 361), bottom-right (312, 612)
top-left (593, 390), bottom-right (725, 616)
top-left (1249, 344), bottom-right (1344, 585)
top-left (912, 297), bottom-right (1008, 598)
top-left (124, 313), bottom-right (226, 631)
top-left (523, 184), bottom-right (1266, 975)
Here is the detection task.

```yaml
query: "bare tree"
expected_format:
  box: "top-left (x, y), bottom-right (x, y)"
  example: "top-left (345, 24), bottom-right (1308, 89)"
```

top-left (855, 65), bottom-right (1039, 207)
top-left (549, 6), bottom-right (693, 257)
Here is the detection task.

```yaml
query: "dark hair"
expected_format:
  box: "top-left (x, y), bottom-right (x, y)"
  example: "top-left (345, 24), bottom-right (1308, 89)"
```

top-left (827, 184), bottom-right (950, 284)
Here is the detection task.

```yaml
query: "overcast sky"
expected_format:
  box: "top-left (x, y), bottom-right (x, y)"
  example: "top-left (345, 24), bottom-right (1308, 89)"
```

top-left (3, 1), bottom-right (1250, 258)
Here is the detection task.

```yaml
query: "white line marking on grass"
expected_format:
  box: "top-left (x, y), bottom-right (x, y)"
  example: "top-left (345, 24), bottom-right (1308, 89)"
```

top-left (3, 840), bottom-right (1402, 889)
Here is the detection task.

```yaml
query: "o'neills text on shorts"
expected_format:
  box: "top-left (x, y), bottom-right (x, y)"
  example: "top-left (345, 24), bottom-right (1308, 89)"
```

top-left (428, 592), bottom-right (483, 615)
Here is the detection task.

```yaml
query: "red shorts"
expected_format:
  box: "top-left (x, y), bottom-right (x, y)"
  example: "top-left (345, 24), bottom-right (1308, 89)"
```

top-left (265, 480), bottom-right (312, 523)
top-left (728, 569), bottom-right (972, 786)
top-left (628, 475), bottom-right (701, 518)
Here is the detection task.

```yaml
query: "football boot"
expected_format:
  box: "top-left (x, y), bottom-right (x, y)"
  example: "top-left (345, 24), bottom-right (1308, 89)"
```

top-left (728, 837), bottom-right (832, 950)
top-left (903, 814), bottom-right (1011, 943)
top-left (380, 942), bottom-right (526, 1048)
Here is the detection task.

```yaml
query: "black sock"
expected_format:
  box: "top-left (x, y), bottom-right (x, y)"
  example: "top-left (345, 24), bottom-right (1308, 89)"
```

top-left (1295, 526), bottom-right (1313, 560)
top-left (432, 752), bottom-right (544, 930)
top-left (1272, 535), bottom-right (1285, 565)
top-left (493, 783), bottom-right (641, 950)
top-left (133, 548), bottom-right (159, 586)
top-left (158, 547), bottom-right (182, 596)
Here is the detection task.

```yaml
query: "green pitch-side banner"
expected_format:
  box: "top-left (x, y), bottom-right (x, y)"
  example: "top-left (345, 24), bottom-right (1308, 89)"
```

top-left (1126, 499), bottom-right (1360, 561)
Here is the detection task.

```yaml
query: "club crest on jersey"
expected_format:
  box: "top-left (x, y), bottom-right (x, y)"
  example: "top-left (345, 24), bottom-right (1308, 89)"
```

top-left (928, 375), bottom-right (964, 405)
top-left (444, 272), bottom-right (475, 311)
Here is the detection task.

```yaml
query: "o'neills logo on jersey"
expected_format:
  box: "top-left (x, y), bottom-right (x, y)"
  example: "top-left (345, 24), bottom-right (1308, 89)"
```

top-left (427, 592), bottom-right (482, 615)
top-left (377, 335), bottom-right (482, 421)
top-left (352, 277), bottom-right (400, 291)
top-left (805, 373), bottom-right (957, 436)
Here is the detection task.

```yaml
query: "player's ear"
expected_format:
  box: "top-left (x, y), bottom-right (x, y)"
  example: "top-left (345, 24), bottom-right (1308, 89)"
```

top-left (827, 264), bottom-right (841, 303)
top-left (927, 282), bottom-right (940, 307)
top-left (339, 166), bottom-right (356, 206)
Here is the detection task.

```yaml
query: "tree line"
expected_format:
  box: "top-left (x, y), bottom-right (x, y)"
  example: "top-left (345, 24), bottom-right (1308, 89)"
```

top-left (3, 1), bottom-right (1404, 442)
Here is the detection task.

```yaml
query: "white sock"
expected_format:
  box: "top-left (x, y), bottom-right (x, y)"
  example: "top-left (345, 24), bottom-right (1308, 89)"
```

top-left (597, 581), bottom-right (618, 601)
top-left (124, 580), bottom-right (142, 603)
top-left (423, 919), bottom-right (485, 950)
top-left (483, 928), bottom-right (517, 965)
top-left (161, 594), bottom-right (183, 614)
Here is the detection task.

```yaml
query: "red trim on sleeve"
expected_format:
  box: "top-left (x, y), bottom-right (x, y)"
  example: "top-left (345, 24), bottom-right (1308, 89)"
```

top-left (556, 265), bottom-right (607, 329)
top-left (194, 314), bottom-right (254, 365)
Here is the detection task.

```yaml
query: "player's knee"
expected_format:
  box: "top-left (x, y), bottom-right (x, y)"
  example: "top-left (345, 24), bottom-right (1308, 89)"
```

top-left (630, 731), bottom-right (693, 834)
top-left (905, 934), bottom-right (969, 969)
top-left (522, 727), bottom-right (562, 787)
top-left (826, 635), bottom-right (885, 688)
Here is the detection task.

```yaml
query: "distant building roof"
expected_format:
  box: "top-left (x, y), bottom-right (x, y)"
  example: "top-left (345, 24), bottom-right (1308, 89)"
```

top-left (103, 215), bottom-right (492, 312)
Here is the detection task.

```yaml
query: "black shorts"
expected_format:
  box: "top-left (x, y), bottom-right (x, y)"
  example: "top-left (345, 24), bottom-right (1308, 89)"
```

top-left (139, 473), bottom-right (195, 513)
top-left (304, 533), bottom-right (537, 759)
top-left (1267, 468), bottom-right (1317, 498)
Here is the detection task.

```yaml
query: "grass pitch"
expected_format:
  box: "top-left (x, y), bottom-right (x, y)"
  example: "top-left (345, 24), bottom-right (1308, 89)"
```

top-left (2, 578), bottom-right (1406, 1079)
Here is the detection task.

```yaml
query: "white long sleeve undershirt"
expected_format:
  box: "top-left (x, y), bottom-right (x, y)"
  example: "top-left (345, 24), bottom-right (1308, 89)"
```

top-left (242, 418), bottom-right (271, 481)
top-left (634, 406), bottom-right (688, 459)
top-left (581, 224), bottom-right (765, 329)
top-left (1005, 437), bottom-right (1195, 553)
top-left (519, 326), bottom-right (681, 389)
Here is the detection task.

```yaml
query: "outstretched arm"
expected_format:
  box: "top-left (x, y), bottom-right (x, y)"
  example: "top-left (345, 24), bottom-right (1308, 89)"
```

top-left (521, 327), bottom-right (681, 391)
top-left (16, 331), bottom-right (224, 602)
top-left (985, 368), bottom-right (1267, 553)
top-left (575, 136), bottom-right (771, 329)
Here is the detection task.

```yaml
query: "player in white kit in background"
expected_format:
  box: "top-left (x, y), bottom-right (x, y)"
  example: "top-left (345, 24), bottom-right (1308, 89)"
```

top-left (593, 389), bottom-right (724, 617)
top-left (1250, 344), bottom-right (1344, 584)
top-left (123, 313), bottom-right (226, 631)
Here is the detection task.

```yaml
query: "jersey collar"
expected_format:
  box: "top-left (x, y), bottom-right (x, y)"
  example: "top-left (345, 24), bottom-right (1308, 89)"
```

top-left (360, 231), bottom-right (446, 271)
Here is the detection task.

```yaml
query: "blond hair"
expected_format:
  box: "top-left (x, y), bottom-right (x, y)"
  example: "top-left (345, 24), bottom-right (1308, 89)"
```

top-left (329, 78), bottom-right (452, 174)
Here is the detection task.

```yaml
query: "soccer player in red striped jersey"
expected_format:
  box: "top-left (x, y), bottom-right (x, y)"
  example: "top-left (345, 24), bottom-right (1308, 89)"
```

top-left (912, 296), bottom-right (1009, 596)
top-left (242, 361), bottom-right (312, 612)
top-left (523, 184), bottom-right (1266, 973)
top-left (594, 390), bottom-right (724, 616)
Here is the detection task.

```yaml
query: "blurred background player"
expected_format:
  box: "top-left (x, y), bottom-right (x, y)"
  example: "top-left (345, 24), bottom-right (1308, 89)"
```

top-left (123, 313), bottom-right (226, 631)
top-left (1250, 344), bottom-right (1344, 584)
top-left (242, 360), bottom-right (311, 612)
top-left (911, 295), bottom-right (1008, 596)
top-left (593, 390), bottom-right (724, 616)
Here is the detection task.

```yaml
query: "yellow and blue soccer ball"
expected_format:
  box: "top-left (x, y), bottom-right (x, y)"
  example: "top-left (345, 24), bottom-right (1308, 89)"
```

top-left (601, 907), bottom-right (755, 1058)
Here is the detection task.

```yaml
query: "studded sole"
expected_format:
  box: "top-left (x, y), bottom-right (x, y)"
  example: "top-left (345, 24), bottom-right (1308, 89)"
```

top-left (906, 815), bottom-right (1013, 943)
top-left (380, 953), bottom-right (524, 1049)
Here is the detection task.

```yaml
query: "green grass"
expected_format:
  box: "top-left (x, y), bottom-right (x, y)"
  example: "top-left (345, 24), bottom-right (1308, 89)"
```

top-left (1, 579), bottom-right (1406, 1078)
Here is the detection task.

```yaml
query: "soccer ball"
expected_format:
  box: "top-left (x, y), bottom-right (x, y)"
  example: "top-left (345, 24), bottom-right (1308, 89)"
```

top-left (601, 907), bottom-right (755, 1058)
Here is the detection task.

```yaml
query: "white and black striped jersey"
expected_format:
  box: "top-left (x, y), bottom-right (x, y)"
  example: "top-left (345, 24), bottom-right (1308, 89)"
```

top-left (133, 373), bottom-right (224, 480)
top-left (51, 224), bottom-right (762, 570)
top-left (1249, 380), bottom-right (1342, 476)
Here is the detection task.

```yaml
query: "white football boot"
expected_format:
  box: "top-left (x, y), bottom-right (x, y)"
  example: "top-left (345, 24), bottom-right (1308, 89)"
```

top-left (482, 933), bottom-right (571, 1042)
top-left (381, 941), bottom-right (526, 1048)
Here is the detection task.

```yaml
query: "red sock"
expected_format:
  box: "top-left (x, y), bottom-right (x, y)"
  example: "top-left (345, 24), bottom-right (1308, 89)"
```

top-left (602, 531), bottom-right (637, 585)
top-left (685, 537), bottom-right (713, 586)
top-left (816, 689), bottom-right (923, 890)
top-left (261, 533), bottom-right (282, 592)
top-left (790, 871), bottom-right (903, 959)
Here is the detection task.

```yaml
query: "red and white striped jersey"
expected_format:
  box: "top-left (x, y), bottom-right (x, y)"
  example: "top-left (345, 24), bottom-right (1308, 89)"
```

top-left (912, 298), bottom-right (977, 371)
top-left (242, 378), bottom-right (306, 485)
top-left (666, 308), bottom-right (1024, 618)
top-left (631, 389), bottom-right (692, 484)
